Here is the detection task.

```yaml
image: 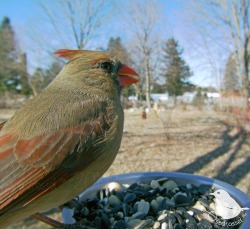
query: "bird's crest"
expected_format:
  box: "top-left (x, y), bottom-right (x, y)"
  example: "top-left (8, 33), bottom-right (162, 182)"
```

top-left (54, 49), bottom-right (83, 60)
top-left (54, 49), bottom-right (109, 63)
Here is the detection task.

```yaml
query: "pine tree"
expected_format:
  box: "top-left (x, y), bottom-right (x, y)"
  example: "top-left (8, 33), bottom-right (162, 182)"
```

top-left (0, 17), bottom-right (19, 94)
top-left (107, 37), bottom-right (131, 65)
top-left (29, 61), bottom-right (63, 95)
top-left (19, 53), bottom-right (31, 95)
top-left (162, 38), bottom-right (193, 100)
top-left (29, 67), bottom-right (44, 96)
top-left (107, 37), bottom-right (136, 97)
top-left (223, 53), bottom-right (240, 92)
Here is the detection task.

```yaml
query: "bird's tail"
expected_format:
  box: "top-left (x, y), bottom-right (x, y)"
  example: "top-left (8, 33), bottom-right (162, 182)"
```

top-left (241, 207), bottom-right (249, 210)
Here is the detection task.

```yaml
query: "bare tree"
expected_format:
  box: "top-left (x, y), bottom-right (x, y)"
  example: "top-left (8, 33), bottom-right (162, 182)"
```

top-left (222, 0), bottom-right (250, 107)
top-left (23, 0), bottom-right (112, 95)
top-left (184, 0), bottom-right (250, 107)
top-left (29, 0), bottom-right (111, 52)
top-left (123, 0), bottom-right (164, 109)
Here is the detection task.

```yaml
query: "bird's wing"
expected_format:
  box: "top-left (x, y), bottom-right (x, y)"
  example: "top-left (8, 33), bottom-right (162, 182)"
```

top-left (0, 121), bottom-right (6, 131)
top-left (0, 109), bottom-right (113, 215)
top-left (220, 199), bottom-right (241, 210)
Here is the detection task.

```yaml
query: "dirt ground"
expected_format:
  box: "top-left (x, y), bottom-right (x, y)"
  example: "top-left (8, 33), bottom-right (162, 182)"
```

top-left (106, 109), bottom-right (250, 195)
top-left (2, 108), bottom-right (250, 228)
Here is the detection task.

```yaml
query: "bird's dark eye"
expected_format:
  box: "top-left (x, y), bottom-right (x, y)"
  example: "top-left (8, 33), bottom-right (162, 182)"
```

top-left (100, 62), bottom-right (113, 72)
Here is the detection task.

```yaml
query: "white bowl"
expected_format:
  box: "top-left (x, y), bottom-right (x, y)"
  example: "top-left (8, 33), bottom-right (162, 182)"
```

top-left (63, 172), bottom-right (250, 228)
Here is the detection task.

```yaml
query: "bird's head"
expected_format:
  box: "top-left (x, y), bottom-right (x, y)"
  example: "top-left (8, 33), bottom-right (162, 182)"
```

top-left (54, 49), bottom-right (139, 95)
top-left (210, 189), bottom-right (231, 200)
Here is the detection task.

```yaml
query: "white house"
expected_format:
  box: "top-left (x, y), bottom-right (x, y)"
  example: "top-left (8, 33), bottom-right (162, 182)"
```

top-left (150, 93), bottom-right (169, 102)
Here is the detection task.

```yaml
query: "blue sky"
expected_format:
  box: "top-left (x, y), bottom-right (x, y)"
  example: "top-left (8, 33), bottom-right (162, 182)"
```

top-left (0, 0), bottom-right (40, 25)
top-left (0, 0), bottom-right (227, 88)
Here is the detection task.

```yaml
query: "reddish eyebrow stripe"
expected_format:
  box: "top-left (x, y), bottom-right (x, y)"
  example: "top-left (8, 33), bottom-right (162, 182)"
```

top-left (92, 57), bottom-right (110, 65)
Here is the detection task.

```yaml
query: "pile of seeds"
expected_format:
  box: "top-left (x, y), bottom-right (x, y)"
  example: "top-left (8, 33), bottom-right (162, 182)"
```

top-left (69, 178), bottom-right (244, 229)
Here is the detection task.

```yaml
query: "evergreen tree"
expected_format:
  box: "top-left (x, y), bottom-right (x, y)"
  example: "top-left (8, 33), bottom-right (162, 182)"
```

top-left (107, 37), bottom-right (136, 97)
top-left (107, 37), bottom-right (131, 64)
top-left (162, 38), bottom-right (193, 99)
top-left (0, 17), bottom-right (19, 94)
top-left (43, 61), bottom-right (63, 86)
top-left (152, 82), bottom-right (166, 93)
top-left (223, 53), bottom-right (240, 92)
top-left (19, 53), bottom-right (31, 95)
top-left (29, 68), bottom-right (44, 96)
top-left (29, 61), bottom-right (63, 95)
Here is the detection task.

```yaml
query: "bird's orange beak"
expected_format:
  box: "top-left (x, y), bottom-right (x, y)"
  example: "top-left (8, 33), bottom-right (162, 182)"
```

top-left (118, 65), bottom-right (139, 87)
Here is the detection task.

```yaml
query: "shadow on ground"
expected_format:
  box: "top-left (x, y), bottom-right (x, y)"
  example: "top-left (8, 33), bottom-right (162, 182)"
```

top-left (176, 122), bottom-right (250, 192)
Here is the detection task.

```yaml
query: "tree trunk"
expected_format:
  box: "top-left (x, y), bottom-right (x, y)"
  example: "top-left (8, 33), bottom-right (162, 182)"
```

top-left (229, 0), bottom-right (250, 108)
top-left (145, 54), bottom-right (151, 109)
top-left (241, 67), bottom-right (250, 109)
top-left (28, 80), bottom-right (38, 97)
top-left (19, 53), bottom-right (31, 95)
top-left (243, 35), bottom-right (250, 109)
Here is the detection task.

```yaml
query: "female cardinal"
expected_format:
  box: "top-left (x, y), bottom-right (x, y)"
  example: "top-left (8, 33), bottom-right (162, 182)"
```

top-left (0, 49), bottom-right (139, 227)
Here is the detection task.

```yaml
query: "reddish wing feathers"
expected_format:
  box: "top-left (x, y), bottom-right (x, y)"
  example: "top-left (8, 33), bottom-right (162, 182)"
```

top-left (14, 127), bottom-right (81, 168)
top-left (0, 119), bottom-right (105, 215)
top-left (0, 128), bottom-right (77, 213)
top-left (0, 122), bottom-right (6, 131)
